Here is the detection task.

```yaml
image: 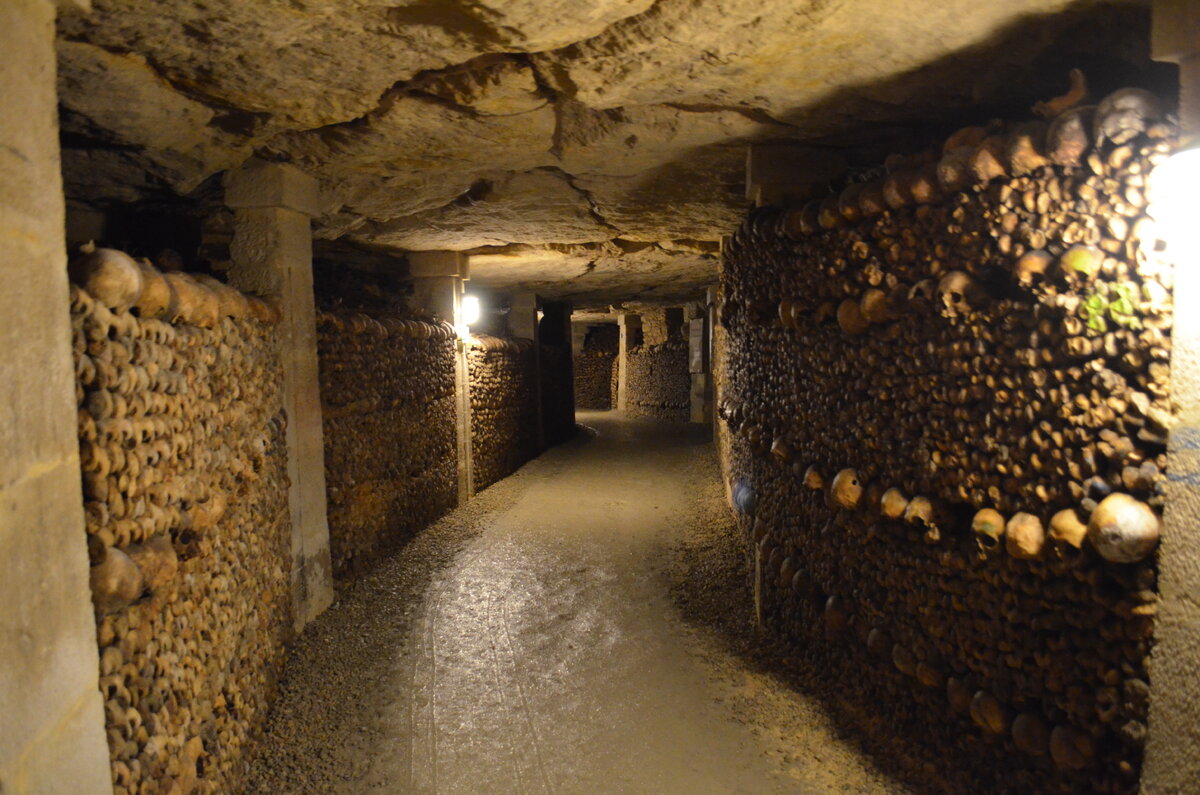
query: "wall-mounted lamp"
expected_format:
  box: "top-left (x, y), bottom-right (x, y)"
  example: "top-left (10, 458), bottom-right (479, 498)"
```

top-left (1149, 146), bottom-right (1200, 264)
top-left (456, 294), bottom-right (481, 340)
top-left (461, 294), bottom-right (482, 326)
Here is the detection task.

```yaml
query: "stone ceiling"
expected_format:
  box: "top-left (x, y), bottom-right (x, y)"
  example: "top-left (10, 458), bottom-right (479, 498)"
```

top-left (55, 0), bottom-right (1158, 309)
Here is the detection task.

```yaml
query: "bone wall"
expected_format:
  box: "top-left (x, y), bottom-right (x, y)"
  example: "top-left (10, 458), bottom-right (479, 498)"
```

top-left (70, 259), bottom-right (291, 794)
top-left (575, 325), bottom-right (618, 410)
top-left (317, 312), bottom-right (459, 577)
top-left (469, 336), bottom-right (541, 491)
top-left (719, 97), bottom-right (1176, 793)
top-left (624, 341), bottom-right (691, 421)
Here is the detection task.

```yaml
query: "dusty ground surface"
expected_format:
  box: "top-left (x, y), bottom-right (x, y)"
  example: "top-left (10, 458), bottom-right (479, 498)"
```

top-left (246, 411), bottom-right (908, 793)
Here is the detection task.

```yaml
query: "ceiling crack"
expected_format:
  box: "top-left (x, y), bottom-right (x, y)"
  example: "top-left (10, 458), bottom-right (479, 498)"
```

top-left (539, 166), bottom-right (620, 235)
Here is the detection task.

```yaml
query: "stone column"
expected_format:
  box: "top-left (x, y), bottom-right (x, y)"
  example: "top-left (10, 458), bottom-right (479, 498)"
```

top-left (571, 323), bottom-right (589, 358)
top-left (410, 252), bottom-right (473, 502)
top-left (509, 293), bottom-right (544, 449)
top-left (745, 144), bottom-right (847, 207)
top-left (225, 158), bottom-right (332, 632)
top-left (0, 1), bottom-right (113, 792)
top-left (1143, 4), bottom-right (1200, 791)
top-left (540, 301), bottom-right (575, 442)
top-left (616, 313), bottom-right (641, 413)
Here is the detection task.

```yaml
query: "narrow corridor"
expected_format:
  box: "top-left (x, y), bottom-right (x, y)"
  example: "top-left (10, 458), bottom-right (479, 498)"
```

top-left (247, 413), bottom-right (899, 794)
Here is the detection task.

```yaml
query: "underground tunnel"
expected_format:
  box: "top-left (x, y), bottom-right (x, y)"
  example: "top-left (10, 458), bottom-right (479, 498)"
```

top-left (3, 0), bottom-right (1200, 792)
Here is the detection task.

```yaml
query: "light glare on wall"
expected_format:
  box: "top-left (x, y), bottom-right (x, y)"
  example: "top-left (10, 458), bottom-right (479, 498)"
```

top-left (461, 295), bottom-right (482, 326)
top-left (1149, 147), bottom-right (1200, 265)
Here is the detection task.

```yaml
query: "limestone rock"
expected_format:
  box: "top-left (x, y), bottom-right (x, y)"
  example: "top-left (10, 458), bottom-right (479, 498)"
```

top-left (57, 40), bottom-right (247, 192)
top-left (357, 170), bottom-right (611, 251)
top-left (55, 0), bottom-right (1153, 305)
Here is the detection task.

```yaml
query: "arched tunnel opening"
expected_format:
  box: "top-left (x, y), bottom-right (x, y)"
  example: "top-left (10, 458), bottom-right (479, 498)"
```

top-left (3, 1), bottom-right (1200, 793)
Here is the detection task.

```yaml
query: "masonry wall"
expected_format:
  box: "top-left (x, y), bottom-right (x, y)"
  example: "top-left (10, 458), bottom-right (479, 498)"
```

top-left (71, 262), bottom-right (291, 794)
top-left (719, 109), bottom-right (1176, 793)
top-left (625, 341), bottom-right (691, 421)
top-left (317, 311), bottom-right (458, 577)
top-left (469, 336), bottom-right (540, 491)
top-left (575, 325), bottom-right (618, 410)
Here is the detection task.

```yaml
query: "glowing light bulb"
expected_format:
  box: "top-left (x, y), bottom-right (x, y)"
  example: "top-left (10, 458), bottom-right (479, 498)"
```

top-left (1148, 147), bottom-right (1200, 265)
top-left (461, 295), bottom-right (481, 326)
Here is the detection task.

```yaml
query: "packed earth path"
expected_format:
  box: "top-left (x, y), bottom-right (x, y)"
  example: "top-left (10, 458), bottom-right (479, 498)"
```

top-left (246, 412), bottom-right (908, 794)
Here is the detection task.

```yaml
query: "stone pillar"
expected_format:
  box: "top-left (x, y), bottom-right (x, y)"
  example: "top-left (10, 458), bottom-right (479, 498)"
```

top-left (688, 302), bottom-right (713, 426)
top-left (225, 158), bottom-right (332, 632)
top-left (616, 313), bottom-right (641, 412)
top-left (0, 1), bottom-right (113, 792)
top-left (1143, 4), bottom-right (1200, 791)
top-left (509, 293), bottom-right (544, 449)
top-left (540, 301), bottom-right (575, 442)
top-left (571, 323), bottom-right (589, 358)
top-left (745, 144), bottom-right (847, 207)
top-left (410, 252), bottom-right (473, 502)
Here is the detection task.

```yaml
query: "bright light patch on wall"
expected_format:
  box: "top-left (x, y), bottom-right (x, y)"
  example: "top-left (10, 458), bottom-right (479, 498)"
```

top-left (1149, 147), bottom-right (1200, 265)
top-left (461, 295), bottom-right (482, 326)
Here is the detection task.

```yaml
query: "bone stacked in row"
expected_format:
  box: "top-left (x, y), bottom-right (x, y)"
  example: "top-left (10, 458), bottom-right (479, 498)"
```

top-left (576, 350), bottom-right (617, 409)
top-left (316, 311), bottom-right (458, 576)
top-left (576, 326), bottom-right (618, 410)
top-left (468, 336), bottom-right (540, 491)
top-left (624, 341), bottom-right (691, 421)
top-left (70, 248), bottom-right (289, 795)
top-left (720, 85), bottom-right (1176, 793)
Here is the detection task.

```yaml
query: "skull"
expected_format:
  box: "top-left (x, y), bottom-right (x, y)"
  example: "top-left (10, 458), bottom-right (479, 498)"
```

top-left (1014, 249), bottom-right (1054, 289)
top-left (1048, 507), bottom-right (1088, 565)
top-left (936, 270), bottom-right (981, 318)
top-left (1006, 512), bottom-right (1046, 559)
top-left (971, 508), bottom-right (1005, 558)
top-left (829, 468), bottom-right (862, 510)
top-left (1095, 87), bottom-right (1163, 147)
top-left (907, 278), bottom-right (937, 307)
top-left (904, 495), bottom-right (941, 543)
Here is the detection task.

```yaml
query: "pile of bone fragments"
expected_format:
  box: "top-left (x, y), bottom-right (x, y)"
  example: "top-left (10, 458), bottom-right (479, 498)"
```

top-left (70, 247), bottom-right (290, 793)
top-left (317, 311), bottom-right (458, 575)
top-left (720, 79), bottom-right (1176, 793)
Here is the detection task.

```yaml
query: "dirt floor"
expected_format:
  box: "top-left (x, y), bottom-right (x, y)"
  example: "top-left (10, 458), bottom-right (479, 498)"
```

top-left (245, 411), bottom-right (910, 794)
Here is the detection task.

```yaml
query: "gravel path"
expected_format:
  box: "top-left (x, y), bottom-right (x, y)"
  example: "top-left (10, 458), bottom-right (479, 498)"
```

top-left (245, 412), bottom-right (909, 794)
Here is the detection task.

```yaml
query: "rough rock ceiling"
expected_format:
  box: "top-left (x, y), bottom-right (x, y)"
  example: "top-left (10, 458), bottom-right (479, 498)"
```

top-left (56, 0), bottom-right (1157, 309)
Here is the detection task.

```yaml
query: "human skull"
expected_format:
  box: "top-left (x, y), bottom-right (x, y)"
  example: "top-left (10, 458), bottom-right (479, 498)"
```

top-left (971, 508), bottom-right (1006, 558)
top-left (907, 278), bottom-right (937, 306)
top-left (829, 468), bottom-right (863, 510)
top-left (1014, 249), bottom-right (1054, 289)
top-left (1095, 87), bottom-right (1163, 147)
top-left (937, 270), bottom-right (980, 318)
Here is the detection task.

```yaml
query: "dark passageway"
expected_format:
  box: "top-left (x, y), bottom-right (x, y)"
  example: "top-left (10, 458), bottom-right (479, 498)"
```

top-left (5, 2), bottom-right (1200, 794)
top-left (246, 412), bottom-right (898, 794)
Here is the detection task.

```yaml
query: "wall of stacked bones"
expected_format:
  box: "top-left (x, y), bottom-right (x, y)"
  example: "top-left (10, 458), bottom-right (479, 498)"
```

top-left (720, 87), bottom-right (1176, 793)
top-left (574, 325), bottom-right (618, 410)
top-left (316, 312), bottom-right (458, 577)
top-left (69, 247), bottom-right (291, 794)
top-left (469, 336), bottom-right (541, 491)
top-left (624, 313), bottom-right (691, 421)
